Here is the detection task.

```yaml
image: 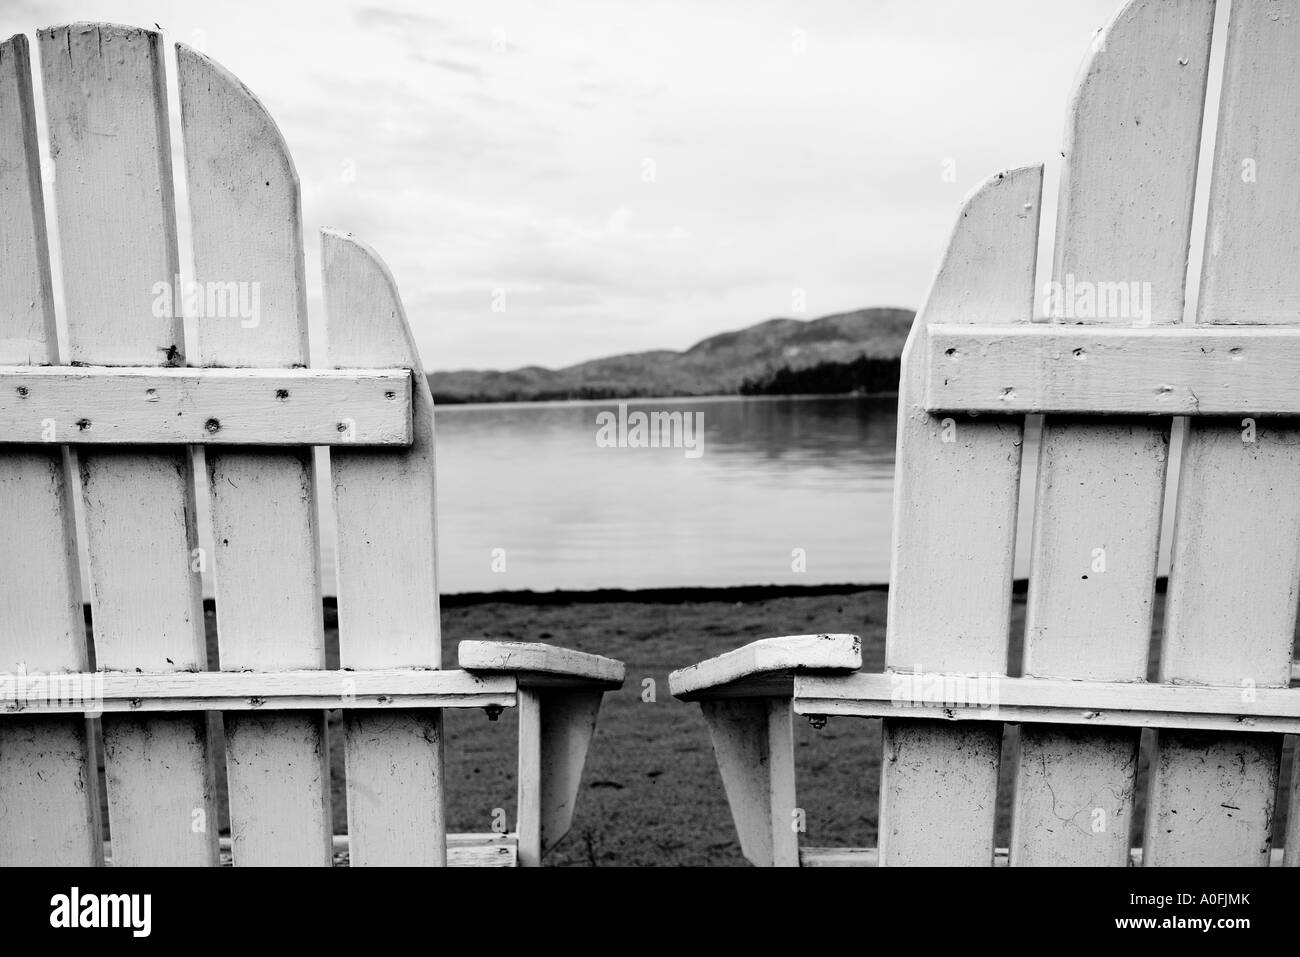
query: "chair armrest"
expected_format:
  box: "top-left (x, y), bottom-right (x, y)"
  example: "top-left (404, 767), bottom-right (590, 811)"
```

top-left (669, 633), bottom-right (861, 701)
top-left (458, 640), bottom-right (624, 866)
top-left (458, 640), bottom-right (625, 690)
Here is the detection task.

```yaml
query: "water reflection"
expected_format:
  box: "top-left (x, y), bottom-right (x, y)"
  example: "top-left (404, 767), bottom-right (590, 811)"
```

top-left (432, 396), bottom-right (898, 592)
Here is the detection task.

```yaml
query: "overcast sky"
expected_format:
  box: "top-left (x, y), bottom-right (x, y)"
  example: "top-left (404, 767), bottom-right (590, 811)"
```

top-left (6, 1), bottom-right (1147, 371)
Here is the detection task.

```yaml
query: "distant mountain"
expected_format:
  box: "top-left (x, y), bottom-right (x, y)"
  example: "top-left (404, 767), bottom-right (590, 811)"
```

top-left (428, 307), bottom-right (915, 404)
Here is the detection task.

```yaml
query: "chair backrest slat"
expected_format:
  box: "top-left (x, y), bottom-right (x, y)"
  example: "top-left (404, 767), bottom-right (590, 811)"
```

top-left (323, 229), bottom-right (446, 866)
top-left (178, 46), bottom-right (333, 866)
top-left (880, 165), bottom-right (1040, 865)
top-left (0, 33), bottom-right (101, 866)
top-left (38, 22), bottom-right (218, 866)
top-left (1010, 0), bottom-right (1215, 867)
top-left (0, 21), bottom-right (616, 870)
top-left (1144, 0), bottom-right (1300, 866)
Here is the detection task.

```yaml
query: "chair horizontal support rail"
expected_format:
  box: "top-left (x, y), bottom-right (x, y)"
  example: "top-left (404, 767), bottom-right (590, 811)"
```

top-left (0, 667), bottom-right (515, 715)
top-left (0, 366), bottom-right (412, 445)
top-left (926, 324), bottom-right (1300, 416)
top-left (104, 832), bottom-right (521, 868)
top-left (797, 846), bottom-right (1289, 867)
top-left (795, 672), bottom-right (1300, 734)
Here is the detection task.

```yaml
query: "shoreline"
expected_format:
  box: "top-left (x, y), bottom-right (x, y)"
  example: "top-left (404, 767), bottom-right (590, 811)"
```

top-left (431, 390), bottom-right (901, 410)
top-left (81, 576), bottom-right (1176, 618)
top-left (401, 575), bottom-right (1171, 608)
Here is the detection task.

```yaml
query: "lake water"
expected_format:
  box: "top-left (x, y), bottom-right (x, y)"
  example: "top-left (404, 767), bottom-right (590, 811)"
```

top-left (428, 395), bottom-right (900, 593)
top-left (186, 394), bottom-right (1179, 595)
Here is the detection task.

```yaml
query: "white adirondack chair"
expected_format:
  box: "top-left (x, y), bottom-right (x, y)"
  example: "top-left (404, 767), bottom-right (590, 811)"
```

top-left (0, 22), bottom-right (624, 867)
top-left (671, 0), bottom-right (1300, 867)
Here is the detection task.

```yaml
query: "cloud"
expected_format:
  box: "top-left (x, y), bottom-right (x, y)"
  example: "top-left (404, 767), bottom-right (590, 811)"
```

top-left (418, 54), bottom-right (485, 78)
top-left (353, 7), bottom-right (458, 36)
top-left (3, 0), bottom-right (1136, 371)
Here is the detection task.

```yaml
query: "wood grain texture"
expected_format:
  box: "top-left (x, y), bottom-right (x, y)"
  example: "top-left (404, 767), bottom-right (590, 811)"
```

top-left (0, 366), bottom-right (411, 444)
top-left (178, 41), bottom-right (331, 867)
top-left (105, 832), bottom-right (519, 866)
top-left (323, 229), bottom-right (445, 864)
top-left (1012, 0), bottom-right (1214, 867)
top-left (926, 325), bottom-right (1300, 416)
top-left (39, 23), bottom-right (217, 866)
top-left (669, 634), bottom-right (859, 700)
top-left (1286, 759), bottom-right (1300, 866)
top-left (1052, 0), bottom-right (1214, 322)
top-left (701, 697), bottom-right (798, 867)
top-left (795, 672), bottom-right (1300, 732)
top-left (881, 166), bottom-right (1042, 866)
top-left (0, 32), bottom-right (102, 866)
top-left (1144, 0), bottom-right (1300, 866)
top-left (515, 689), bottom-right (544, 867)
top-left (459, 640), bottom-right (626, 688)
top-left (0, 668), bottom-right (516, 713)
top-left (799, 846), bottom-right (1288, 867)
top-left (515, 688), bottom-right (604, 864)
top-left (39, 24), bottom-right (184, 366)
top-left (0, 33), bottom-right (56, 365)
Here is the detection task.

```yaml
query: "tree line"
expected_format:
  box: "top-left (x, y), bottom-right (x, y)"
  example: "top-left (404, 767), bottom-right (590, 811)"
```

top-left (739, 355), bottom-right (902, 396)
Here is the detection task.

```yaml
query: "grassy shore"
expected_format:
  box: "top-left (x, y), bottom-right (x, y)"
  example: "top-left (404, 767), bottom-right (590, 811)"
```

top-left (91, 584), bottom-right (1296, 866)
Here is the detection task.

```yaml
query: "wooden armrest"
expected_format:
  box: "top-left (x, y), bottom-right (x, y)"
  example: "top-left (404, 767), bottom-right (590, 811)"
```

top-left (459, 640), bottom-right (623, 866)
top-left (458, 640), bottom-right (625, 690)
top-left (669, 634), bottom-right (861, 701)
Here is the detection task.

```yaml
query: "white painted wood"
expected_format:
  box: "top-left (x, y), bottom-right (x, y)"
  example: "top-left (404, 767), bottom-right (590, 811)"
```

top-left (323, 230), bottom-right (440, 670)
top-left (1012, 0), bottom-right (1214, 867)
top-left (323, 229), bottom-right (446, 865)
top-left (0, 31), bottom-right (101, 866)
top-left (1144, 0), bottom-right (1300, 867)
top-left (799, 847), bottom-right (878, 867)
top-left (343, 711), bottom-right (446, 866)
top-left (446, 833), bottom-right (516, 868)
top-left (700, 697), bottom-right (799, 867)
top-left (926, 325), bottom-right (1300, 416)
top-left (5, 669), bottom-right (513, 711)
top-left (1051, 0), bottom-right (1213, 325)
top-left (177, 44), bottom-right (311, 370)
top-left (177, 41), bottom-right (331, 869)
top-left (668, 634), bottom-right (859, 700)
top-left (40, 24), bottom-right (185, 366)
top-left (881, 166), bottom-right (1042, 866)
top-left (0, 668), bottom-right (515, 713)
top-left (516, 689), bottom-right (544, 867)
top-left (794, 672), bottom-right (1300, 732)
top-left (222, 715), bottom-right (326, 863)
top-left (0, 366), bottom-right (411, 444)
top-left (1286, 758), bottom-right (1300, 867)
top-left (337, 832), bottom-right (518, 868)
top-left (0, 33), bottom-right (56, 366)
top-left (536, 691), bottom-right (603, 857)
top-left (106, 832), bottom-right (519, 867)
top-left (469, 642), bottom-right (619, 866)
top-left (515, 688), bottom-right (604, 865)
top-left (1198, 5), bottom-right (1300, 326)
top-left (460, 640), bottom-right (626, 688)
top-left (38, 22), bottom-right (217, 867)
top-left (799, 846), bottom-right (1289, 867)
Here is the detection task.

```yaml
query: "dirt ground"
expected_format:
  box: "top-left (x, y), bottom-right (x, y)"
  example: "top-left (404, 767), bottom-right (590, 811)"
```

top-left (89, 584), bottom-right (1297, 865)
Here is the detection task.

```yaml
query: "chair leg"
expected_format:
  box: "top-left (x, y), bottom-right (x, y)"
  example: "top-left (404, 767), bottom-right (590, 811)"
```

top-left (1284, 735), bottom-right (1300, 868)
top-left (516, 688), bottom-right (604, 866)
top-left (700, 697), bottom-right (799, 866)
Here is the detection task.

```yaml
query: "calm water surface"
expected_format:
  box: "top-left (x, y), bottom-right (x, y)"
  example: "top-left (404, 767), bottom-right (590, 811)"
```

top-left (429, 395), bottom-right (898, 593)
top-left (185, 395), bottom-right (1179, 595)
